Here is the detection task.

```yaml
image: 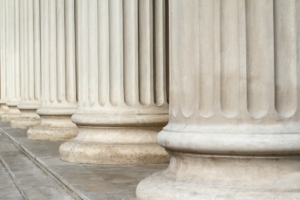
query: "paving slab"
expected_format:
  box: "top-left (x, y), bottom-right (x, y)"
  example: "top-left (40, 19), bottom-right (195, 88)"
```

top-left (0, 131), bottom-right (74, 200)
top-left (0, 151), bottom-right (24, 200)
top-left (0, 121), bottom-right (168, 200)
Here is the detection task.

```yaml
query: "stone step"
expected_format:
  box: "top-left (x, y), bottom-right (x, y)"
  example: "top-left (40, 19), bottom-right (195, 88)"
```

top-left (0, 132), bottom-right (74, 200)
top-left (0, 157), bottom-right (24, 200)
top-left (0, 120), bottom-right (167, 200)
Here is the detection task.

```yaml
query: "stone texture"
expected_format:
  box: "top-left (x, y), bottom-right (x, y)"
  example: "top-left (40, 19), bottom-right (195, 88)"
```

top-left (137, 0), bottom-right (300, 199)
top-left (59, 0), bottom-right (169, 164)
top-left (27, 0), bottom-right (78, 141)
top-left (11, 0), bottom-right (41, 129)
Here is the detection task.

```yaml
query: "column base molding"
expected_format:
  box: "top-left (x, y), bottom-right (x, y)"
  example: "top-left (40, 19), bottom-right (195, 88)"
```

top-left (11, 106), bottom-right (41, 129)
top-left (1, 105), bottom-right (21, 121)
top-left (0, 100), bottom-right (9, 116)
top-left (59, 126), bottom-right (169, 165)
top-left (27, 115), bottom-right (78, 141)
top-left (11, 117), bottom-right (40, 129)
top-left (27, 125), bottom-right (78, 141)
top-left (136, 151), bottom-right (300, 200)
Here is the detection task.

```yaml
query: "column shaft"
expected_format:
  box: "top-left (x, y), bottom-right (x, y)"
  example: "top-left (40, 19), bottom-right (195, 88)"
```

top-left (0, 0), bottom-right (9, 114)
top-left (11, 0), bottom-right (41, 129)
top-left (137, 0), bottom-right (300, 199)
top-left (2, 0), bottom-right (21, 121)
top-left (59, 0), bottom-right (169, 164)
top-left (27, 0), bottom-right (78, 141)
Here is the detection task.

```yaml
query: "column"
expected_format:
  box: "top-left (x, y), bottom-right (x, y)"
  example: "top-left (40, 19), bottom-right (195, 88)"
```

top-left (0, 0), bottom-right (9, 115)
top-left (11, 0), bottom-right (41, 129)
top-left (59, 0), bottom-right (169, 164)
top-left (137, 0), bottom-right (300, 199)
top-left (2, 0), bottom-right (21, 121)
top-left (27, 0), bottom-right (78, 141)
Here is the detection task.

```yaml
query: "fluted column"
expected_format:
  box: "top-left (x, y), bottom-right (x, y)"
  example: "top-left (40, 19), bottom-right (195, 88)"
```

top-left (59, 0), bottom-right (169, 164)
top-left (27, 0), bottom-right (77, 141)
top-left (137, 0), bottom-right (300, 199)
top-left (0, 0), bottom-right (9, 115)
top-left (11, 0), bottom-right (41, 129)
top-left (2, 0), bottom-right (21, 121)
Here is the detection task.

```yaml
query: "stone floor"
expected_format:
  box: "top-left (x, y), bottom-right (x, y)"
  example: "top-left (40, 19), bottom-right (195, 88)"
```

top-left (0, 120), bottom-right (168, 200)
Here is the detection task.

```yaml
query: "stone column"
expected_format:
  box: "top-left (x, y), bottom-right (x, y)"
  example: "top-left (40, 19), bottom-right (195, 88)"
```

top-left (137, 0), bottom-right (300, 199)
top-left (0, 0), bottom-right (9, 115)
top-left (2, 0), bottom-right (21, 121)
top-left (27, 0), bottom-right (77, 140)
top-left (11, 0), bottom-right (41, 129)
top-left (59, 0), bottom-right (169, 164)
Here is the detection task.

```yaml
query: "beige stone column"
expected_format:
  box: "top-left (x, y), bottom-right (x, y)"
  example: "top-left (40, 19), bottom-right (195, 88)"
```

top-left (2, 0), bottom-right (21, 121)
top-left (11, 0), bottom-right (41, 129)
top-left (137, 0), bottom-right (300, 199)
top-left (27, 0), bottom-right (77, 140)
top-left (59, 0), bottom-right (169, 164)
top-left (0, 0), bottom-right (9, 115)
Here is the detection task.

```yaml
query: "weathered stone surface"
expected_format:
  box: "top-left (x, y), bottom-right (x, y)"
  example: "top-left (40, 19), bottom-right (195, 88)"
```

top-left (137, 0), bottom-right (300, 199)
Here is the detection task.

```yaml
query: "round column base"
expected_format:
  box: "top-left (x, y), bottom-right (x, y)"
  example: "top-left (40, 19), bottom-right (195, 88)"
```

top-left (11, 108), bottom-right (41, 129)
top-left (1, 113), bottom-right (21, 121)
top-left (136, 151), bottom-right (300, 200)
top-left (59, 126), bottom-right (169, 164)
top-left (1, 105), bottom-right (21, 121)
top-left (27, 125), bottom-right (78, 141)
top-left (0, 109), bottom-right (8, 116)
top-left (0, 101), bottom-right (9, 116)
top-left (11, 118), bottom-right (41, 129)
top-left (27, 114), bottom-right (78, 141)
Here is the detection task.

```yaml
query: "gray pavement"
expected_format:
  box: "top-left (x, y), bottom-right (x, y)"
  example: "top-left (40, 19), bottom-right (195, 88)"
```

top-left (0, 150), bottom-right (24, 200)
top-left (0, 121), bottom-right (168, 200)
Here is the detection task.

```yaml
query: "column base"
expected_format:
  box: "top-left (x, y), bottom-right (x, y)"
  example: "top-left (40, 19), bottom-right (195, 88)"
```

top-left (1, 105), bottom-right (21, 121)
top-left (27, 125), bottom-right (78, 141)
top-left (0, 101), bottom-right (9, 116)
top-left (1, 113), bottom-right (21, 121)
top-left (27, 116), bottom-right (78, 141)
top-left (0, 108), bottom-right (8, 116)
top-left (136, 151), bottom-right (300, 200)
top-left (59, 126), bottom-right (169, 164)
top-left (11, 118), bottom-right (41, 129)
top-left (11, 106), bottom-right (41, 129)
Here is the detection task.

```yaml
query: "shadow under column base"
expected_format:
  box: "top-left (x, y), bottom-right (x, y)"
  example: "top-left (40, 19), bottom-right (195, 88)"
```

top-left (59, 126), bottom-right (169, 165)
top-left (11, 118), bottom-right (41, 129)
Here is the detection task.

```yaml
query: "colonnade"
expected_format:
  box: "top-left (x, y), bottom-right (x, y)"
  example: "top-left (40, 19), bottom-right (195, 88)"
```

top-left (0, 0), bottom-right (299, 199)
